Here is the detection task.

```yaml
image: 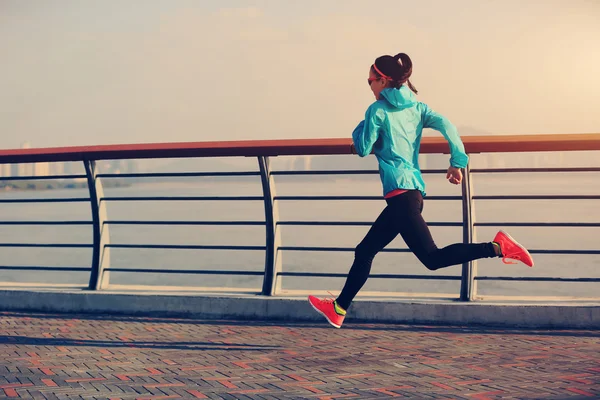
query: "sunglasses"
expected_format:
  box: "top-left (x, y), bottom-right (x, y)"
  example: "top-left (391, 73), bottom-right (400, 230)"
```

top-left (368, 76), bottom-right (389, 86)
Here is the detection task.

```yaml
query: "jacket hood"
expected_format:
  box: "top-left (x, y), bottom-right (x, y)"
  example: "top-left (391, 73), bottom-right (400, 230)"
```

top-left (380, 86), bottom-right (417, 109)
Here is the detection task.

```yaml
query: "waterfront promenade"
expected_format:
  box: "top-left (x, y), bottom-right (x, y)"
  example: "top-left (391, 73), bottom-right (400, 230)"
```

top-left (0, 311), bottom-right (598, 399)
top-left (1, 135), bottom-right (599, 398)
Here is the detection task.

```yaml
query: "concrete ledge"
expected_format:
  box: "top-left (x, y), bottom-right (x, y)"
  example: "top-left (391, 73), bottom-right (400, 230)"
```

top-left (0, 289), bottom-right (598, 329)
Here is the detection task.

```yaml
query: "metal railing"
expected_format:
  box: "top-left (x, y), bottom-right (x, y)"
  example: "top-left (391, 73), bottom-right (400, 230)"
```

top-left (1, 134), bottom-right (599, 300)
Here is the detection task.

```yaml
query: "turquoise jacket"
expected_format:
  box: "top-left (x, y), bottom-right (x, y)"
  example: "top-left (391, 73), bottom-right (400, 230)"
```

top-left (352, 86), bottom-right (469, 197)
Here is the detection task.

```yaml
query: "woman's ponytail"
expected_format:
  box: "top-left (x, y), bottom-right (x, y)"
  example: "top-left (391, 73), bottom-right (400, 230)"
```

top-left (393, 53), bottom-right (417, 94)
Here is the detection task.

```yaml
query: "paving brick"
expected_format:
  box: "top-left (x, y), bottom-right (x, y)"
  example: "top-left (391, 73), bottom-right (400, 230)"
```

top-left (0, 311), bottom-right (599, 399)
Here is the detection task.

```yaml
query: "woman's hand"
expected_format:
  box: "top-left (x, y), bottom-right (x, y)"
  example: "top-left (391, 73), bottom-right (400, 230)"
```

top-left (446, 166), bottom-right (462, 185)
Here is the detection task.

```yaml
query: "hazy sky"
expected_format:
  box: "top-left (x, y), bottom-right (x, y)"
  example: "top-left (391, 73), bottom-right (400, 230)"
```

top-left (1, 0), bottom-right (599, 149)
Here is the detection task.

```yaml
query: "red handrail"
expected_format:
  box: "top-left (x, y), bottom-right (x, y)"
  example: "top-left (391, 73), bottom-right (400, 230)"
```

top-left (0, 134), bottom-right (599, 164)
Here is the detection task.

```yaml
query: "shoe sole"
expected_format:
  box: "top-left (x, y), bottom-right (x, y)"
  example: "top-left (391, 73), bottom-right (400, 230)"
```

top-left (499, 230), bottom-right (534, 267)
top-left (308, 299), bottom-right (342, 329)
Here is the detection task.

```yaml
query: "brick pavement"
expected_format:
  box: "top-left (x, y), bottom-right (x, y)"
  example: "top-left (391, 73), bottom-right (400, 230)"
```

top-left (0, 311), bottom-right (598, 399)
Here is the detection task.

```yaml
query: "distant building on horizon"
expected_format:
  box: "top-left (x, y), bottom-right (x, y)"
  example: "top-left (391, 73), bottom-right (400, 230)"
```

top-left (50, 162), bottom-right (65, 176)
top-left (0, 163), bottom-right (11, 178)
top-left (35, 162), bottom-right (50, 177)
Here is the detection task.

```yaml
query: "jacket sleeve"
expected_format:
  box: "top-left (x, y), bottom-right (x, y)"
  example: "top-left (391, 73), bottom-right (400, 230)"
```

top-left (352, 106), bottom-right (384, 157)
top-left (421, 103), bottom-right (469, 168)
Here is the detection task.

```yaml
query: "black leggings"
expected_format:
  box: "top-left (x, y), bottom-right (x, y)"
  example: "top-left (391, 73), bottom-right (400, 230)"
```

top-left (336, 190), bottom-right (497, 310)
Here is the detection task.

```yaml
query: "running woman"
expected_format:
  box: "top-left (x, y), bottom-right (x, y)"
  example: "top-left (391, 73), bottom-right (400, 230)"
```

top-left (308, 53), bottom-right (534, 329)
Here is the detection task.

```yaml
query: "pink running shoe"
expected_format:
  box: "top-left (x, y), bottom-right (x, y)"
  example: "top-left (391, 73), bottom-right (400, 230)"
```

top-left (308, 295), bottom-right (345, 329)
top-left (493, 230), bottom-right (534, 267)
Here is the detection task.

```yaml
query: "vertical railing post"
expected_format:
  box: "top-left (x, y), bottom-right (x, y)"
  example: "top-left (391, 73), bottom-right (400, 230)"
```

top-left (460, 161), bottom-right (477, 301)
top-left (84, 159), bottom-right (111, 290)
top-left (258, 156), bottom-right (283, 296)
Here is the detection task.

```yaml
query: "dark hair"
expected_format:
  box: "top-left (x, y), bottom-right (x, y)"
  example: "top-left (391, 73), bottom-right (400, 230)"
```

top-left (372, 53), bottom-right (418, 94)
